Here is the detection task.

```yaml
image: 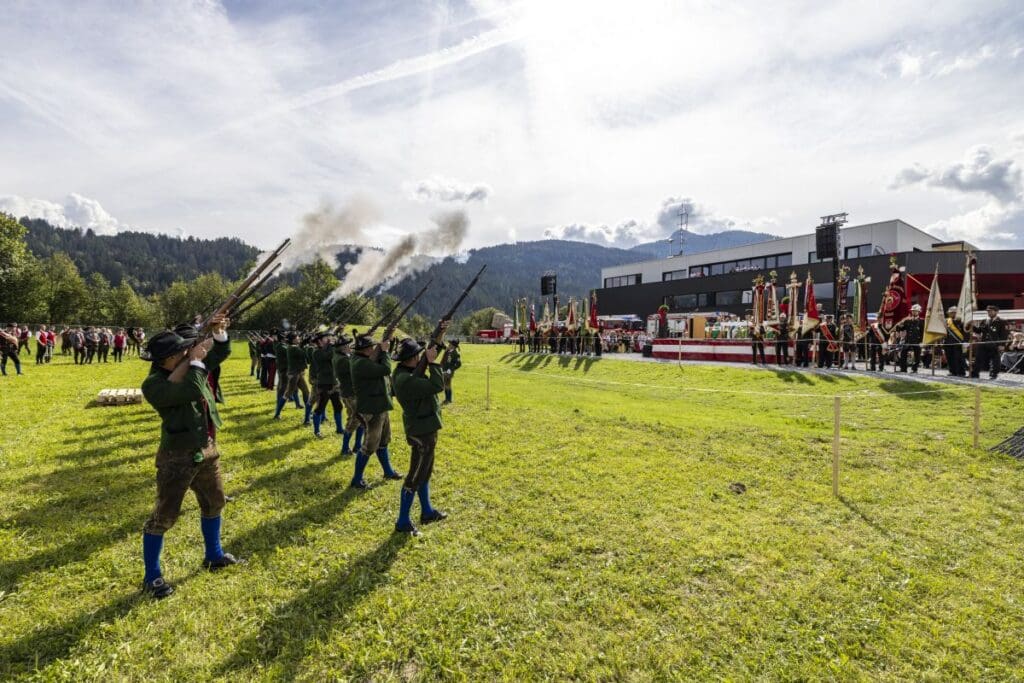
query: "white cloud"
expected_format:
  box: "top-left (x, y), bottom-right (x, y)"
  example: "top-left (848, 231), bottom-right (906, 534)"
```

top-left (0, 193), bottom-right (132, 235)
top-left (407, 176), bottom-right (492, 203)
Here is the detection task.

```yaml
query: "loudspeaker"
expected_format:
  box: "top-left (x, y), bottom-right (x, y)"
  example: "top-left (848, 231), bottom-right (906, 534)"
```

top-left (815, 224), bottom-right (838, 260)
top-left (541, 274), bottom-right (557, 296)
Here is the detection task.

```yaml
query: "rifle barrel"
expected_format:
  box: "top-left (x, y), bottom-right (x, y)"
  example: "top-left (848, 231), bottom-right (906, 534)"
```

top-left (233, 288), bottom-right (279, 319)
top-left (200, 238), bottom-right (290, 332)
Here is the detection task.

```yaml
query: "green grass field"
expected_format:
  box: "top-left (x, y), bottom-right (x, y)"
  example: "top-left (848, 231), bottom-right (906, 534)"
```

top-left (1, 343), bottom-right (1023, 681)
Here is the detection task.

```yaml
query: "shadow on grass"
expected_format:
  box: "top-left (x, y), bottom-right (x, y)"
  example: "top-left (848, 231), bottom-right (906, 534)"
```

top-left (838, 496), bottom-right (898, 543)
top-left (763, 368), bottom-right (814, 385)
top-left (0, 569), bottom-right (202, 679)
top-left (876, 380), bottom-right (958, 401)
top-left (215, 533), bottom-right (410, 679)
top-left (501, 352), bottom-right (599, 374)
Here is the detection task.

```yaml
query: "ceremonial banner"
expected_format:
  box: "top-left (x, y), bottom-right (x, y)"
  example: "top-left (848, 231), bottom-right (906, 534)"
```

top-left (542, 301), bottom-right (551, 329)
top-left (765, 271), bottom-right (779, 324)
top-left (957, 252), bottom-right (976, 329)
top-left (582, 295), bottom-right (591, 331)
top-left (922, 264), bottom-right (947, 345)
top-left (800, 272), bottom-right (820, 334)
top-left (567, 298), bottom-right (577, 330)
top-left (529, 304), bottom-right (537, 332)
top-left (879, 255), bottom-right (909, 332)
top-left (785, 271), bottom-right (802, 333)
top-left (589, 291), bottom-right (599, 330)
top-left (752, 274), bottom-right (765, 325)
top-left (852, 266), bottom-right (868, 338)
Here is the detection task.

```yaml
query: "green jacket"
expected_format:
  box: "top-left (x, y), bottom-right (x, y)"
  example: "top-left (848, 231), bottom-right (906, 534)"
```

top-left (393, 363), bottom-right (444, 436)
top-left (351, 352), bottom-right (393, 414)
top-left (442, 348), bottom-right (462, 373)
top-left (141, 340), bottom-right (230, 452)
top-left (333, 350), bottom-right (355, 398)
top-left (274, 341), bottom-right (289, 373)
top-left (311, 346), bottom-right (337, 386)
top-left (286, 344), bottom-right (307, 372)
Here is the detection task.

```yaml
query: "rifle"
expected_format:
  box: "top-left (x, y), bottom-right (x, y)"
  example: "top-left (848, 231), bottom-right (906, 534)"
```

top-left (363, 298), bottom-right (403, 338)
top-left (333, 297), bottom-right (372, 330)
top-left (232, 287), bottom-right (280, 319)
top-left (198, 238), bottom-right (291, 335)
top-left (414, 265), bottom-right (486, 376)
top-left (227, 263), bottom-right (281, 318)
top-left (382, 280), bottom-right (432, 340)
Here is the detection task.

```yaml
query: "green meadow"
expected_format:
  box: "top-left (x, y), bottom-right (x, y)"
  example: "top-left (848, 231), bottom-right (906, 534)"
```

top-left (1, 343), bottom-right (1022, 681)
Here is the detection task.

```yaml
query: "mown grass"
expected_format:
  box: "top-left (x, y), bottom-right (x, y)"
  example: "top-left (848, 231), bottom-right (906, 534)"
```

top-left (0, 343), bottom-right (1022, 681)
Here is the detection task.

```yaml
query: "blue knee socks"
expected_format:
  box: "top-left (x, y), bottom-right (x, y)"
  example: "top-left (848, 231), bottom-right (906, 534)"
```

top-left (200, 516), bottom-right (224, 562)
top-left (293, 393), bottom-right (301, 407)
top-left (397, 488), bottom-right (415, 529)
top-left (274, 396), bottom-right (286, 418)
top-left (351, 452), bottom-right (370, 485)
top-left (417, 481), bottom-right (436, 516)
top-left (333, 409), bottom-right (343, 434)
top-left (376, 446), bottom-right (397, 477)
top-left (143, 533), bottom-right (164, 583)
top-left (303, 403), bottom-right (312, 424)
top-left (444, 388), bottom-right (453, 402)
top-left (342, 431), bottom-right (352, 453)
top-left (354, 426), bottom-right (364, 452)
top-left (312, 412), bottom-right (322, 436)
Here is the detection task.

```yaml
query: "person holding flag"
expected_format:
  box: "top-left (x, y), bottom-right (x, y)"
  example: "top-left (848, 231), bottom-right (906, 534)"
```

top-left (920, 264), bottom-right (949, 372)
top-left (796, 272), bottom-right (819, 367)
top-left (945, 306), bottom-right (968, 376)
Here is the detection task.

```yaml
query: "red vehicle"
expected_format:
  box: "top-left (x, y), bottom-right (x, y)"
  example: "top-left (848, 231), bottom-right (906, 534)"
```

top-left (476, 329), bottom-right (501, 342)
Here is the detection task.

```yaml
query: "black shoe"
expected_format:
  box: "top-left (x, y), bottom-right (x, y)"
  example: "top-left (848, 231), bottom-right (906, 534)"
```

top-left (394, 523), bottom-right (421, 537)
top-left (202, 553), bottom-right (244, 571)
top-left (420, 510), bottom-right (448, 525)
top-left (350, 479), bottom-right (369, 490)
top-left (314, 432), bottom-right (324, 439)
top-left (142, 576), bottom-right (174, 599)
top-left (341, 448), bottom-right (352, 456)
top-left (385, 472), bottom-right (404, 481)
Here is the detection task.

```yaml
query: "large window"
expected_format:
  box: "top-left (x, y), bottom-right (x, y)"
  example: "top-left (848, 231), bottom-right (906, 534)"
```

top-left (662, 269), bottom-right (687, 281)
top-left (716, 290), bottom-right (742, 306)
top-left (665, 293), bottom-right (698, 310)
top-left (812, 283), bottom-right (834, 299)
top-left (604, 274), bottom-right (642, 288)
top-left (844, 244), bottom-right (873, 259)
top-left (689, 265), bottom-right (710, 277)
top-left (809, 250), bottom-right (834, 263)
top-left (690, 252), bottom-right (793, 276)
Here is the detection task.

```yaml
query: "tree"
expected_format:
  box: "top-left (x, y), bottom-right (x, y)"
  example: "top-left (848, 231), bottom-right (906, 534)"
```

top-left (0, 213), bottom-right (43, 322)
top-left (159, 281), bottom-right (193, 327)
top-left (38, 253), bottom-right (87, 324)
top-left (290, 258), bottom-right (341, 329)
top-left (459, 307), bottom-right (503, 336)
top-left (82, 272), bottom-right (113, 324)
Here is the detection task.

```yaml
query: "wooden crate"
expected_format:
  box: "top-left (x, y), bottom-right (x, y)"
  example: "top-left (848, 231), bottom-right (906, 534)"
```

top-left (97, 388), bottom-right (143, 406)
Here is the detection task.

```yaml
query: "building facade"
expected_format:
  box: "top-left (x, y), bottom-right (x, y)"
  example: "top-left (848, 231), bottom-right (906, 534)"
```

top-left (596, 219), bottom-right (1024, 319)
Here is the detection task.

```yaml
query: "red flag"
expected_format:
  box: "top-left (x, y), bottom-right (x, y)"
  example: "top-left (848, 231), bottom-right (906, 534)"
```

top-left (800, 273), bottom-right (820, 334)
top-left (529, 304), bottom-right (537, 332)
top-left (589, 291), bottom-right (599, 330)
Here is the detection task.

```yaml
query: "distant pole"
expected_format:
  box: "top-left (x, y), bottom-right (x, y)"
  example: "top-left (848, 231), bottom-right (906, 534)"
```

top-left (973, 386), bottom-right (980, 448)
top-left (832, 396), bottom-right (841, 497)
top-left (486, 365), bottom-right (491, 411)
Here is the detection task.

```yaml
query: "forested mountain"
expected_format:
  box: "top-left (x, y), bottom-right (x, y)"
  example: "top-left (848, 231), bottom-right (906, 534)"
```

top-left (384, 240), bottom-right (643, 320)
top-left (20, 218), bottom-right (259, 294)
top-left (631, 228), bottom-right (780, 259)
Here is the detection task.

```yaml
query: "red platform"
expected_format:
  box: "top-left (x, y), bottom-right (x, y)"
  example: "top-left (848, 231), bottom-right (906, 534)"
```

top-left (650, 338), bottom-right (784, 363)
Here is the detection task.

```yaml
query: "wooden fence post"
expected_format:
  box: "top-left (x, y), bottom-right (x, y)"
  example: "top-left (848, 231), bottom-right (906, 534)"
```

top-left (832, 396), bottom-right (841, 497)
top-left (486, 365), bottom-right (491, 411)
top-left (973, 386), bottom-right (980, 448)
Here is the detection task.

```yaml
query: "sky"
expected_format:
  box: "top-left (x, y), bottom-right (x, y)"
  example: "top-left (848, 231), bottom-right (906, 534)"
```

top-left (1, 0), bottom-right (1022, 251)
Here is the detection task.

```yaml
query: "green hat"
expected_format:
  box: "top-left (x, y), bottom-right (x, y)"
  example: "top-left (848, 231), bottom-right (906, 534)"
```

top-left (145, 331), bottom-right (194, 361)
top-left (393, 338), bottom-right (424, 362)
top-left (353, 334), bottom-right (376, 350)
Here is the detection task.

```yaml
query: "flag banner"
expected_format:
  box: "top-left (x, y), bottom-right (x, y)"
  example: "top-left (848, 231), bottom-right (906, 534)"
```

top-left (800, 272), bottom-right (820, 334)
top-left (589, 291), bottom-right (599, 330)
top-left (957, 252), bottom-right (976, 329)
top-left (879, 254), bottom-right (909, 332)
top-left (922, 265), bottom-right (947, 345)
top-left (529, 304), bottom-right (537, 332)
top-left (765, 271), bottom-right (779, 324)
top-left (786, 271), bottom-right (802, 333)
top-left (853, 266), bottom-right (868, 338)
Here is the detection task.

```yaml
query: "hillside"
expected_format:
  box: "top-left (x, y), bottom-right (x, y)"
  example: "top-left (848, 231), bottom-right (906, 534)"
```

top-left (385, 240), bottom-right (644, 319)
top-left (631, 228), bottom-right (779, 259)
top-left (20, 218), bottom-right (259, 294)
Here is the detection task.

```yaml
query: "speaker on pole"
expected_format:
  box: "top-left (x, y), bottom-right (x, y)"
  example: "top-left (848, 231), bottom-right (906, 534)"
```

top-left (541, 273), bottom-right (557, 296)
top-left (815, 224), bottom-right (838, 260)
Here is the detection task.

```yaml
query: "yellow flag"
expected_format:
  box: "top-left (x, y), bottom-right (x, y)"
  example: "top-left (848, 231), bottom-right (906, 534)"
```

top-left (922, 264), bottom-right (947, 345)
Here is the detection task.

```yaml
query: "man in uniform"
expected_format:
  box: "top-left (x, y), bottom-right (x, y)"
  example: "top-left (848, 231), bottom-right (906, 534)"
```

top-left (175, 323), bottom-right (227, 404)
top-left (867, 323), bottom-right (887, 372)
top-left (897, 304), bottom-right (924, 373)
top-left (391, 331), bottom-right (450, 536)
top-left (749, 318), bottom-right (766, 365)
top-left (139, 315), bottom-right (241, 599)
top-left (795, 325), bottom-right (812, 368)
top-left (944, 306), bottom-right (967, 377)
top-left (285, 332), bottom-right (312, 424)
top-left (310, 331), bottom-right (341, 439)
top-left (0, 323), bottom-right (22, 376)
top-left (349, 333), bottom-right (402, 488)
top-left (971, 305), bottom-right (1009, 379)
top-left (332, 332), bottom-right (364, 455)
top-left (774, 314), bottom-right (790, 365)
top-left (441, 338), bottom-right (462, 404)
top-left (272, 330), bottom-right (292, 417)
top-left (817, 315), bottom-right (837, 368)
top-left (840, 314), bottom-right (856, 370)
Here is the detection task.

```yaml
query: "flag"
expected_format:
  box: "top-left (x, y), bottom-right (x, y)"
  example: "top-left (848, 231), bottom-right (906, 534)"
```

top-left (922, 264), bottom-right (947, 345)
top-left (589, 291), bottom-right (599, 330)
top-left (529, 304), bottom-right (537, 332)
top-left (852, 275), bottom-right (867, 338)
top-left (542, 301), bottom-right (551, 329)
top-left (800, 273), bottom-right (820, 334)
top-left (567, 298), bottom-right (576, 329)
top-left (957, 252), bottom-right (976, 329)
top-left (582, 295), bottom-right (591, 331)
top-left (513, 300), bottom-right (521, 332)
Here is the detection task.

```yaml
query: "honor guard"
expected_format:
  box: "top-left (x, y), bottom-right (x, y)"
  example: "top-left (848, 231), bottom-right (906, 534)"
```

top-left (139, 316), bottom-right (241, 599)
top-left (971, 305), bottom-right (1009, 379)
top-left (272, 331), bottom-right (291, 415)
top-left (349, 333), bottom-right (403, 488)
top-left (945, 306), bottom-right (967, 376)
top-left (332, 333), bottom-right (364, 455)
top-left (774, 314), bottom-right (790, 365)
top-left (440, 339), bottom-right (462, 404)
top-left (391, 334), bottom-right (450, 536)
top-left (310, 331), bottom-right (342, 439)
top-left (897, 304), bottom-right (924, 373)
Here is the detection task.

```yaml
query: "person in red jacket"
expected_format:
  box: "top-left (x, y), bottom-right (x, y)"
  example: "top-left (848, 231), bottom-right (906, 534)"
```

top-left (113, 328), bottom-right (127, 362)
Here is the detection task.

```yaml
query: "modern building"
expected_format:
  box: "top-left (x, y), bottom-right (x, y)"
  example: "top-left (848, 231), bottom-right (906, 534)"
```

top-left (596, 219), bottom-right (1024, 319)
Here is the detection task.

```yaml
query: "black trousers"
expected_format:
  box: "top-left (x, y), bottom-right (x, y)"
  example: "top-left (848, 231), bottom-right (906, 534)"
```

top-left (868, 341), bottom-right (885, 370)
top-left (74, 347), bottom-right (85, 364)
top-left (899, 344), bottom-right (921, 372)
top-left (972, 345), bottom-right (1000, 378)
top-left (313, 383), bottom-right (342, 414)
top-left (751, 340), bottom-right (766, 364)
top-left (945, 343), bottom-right (965, 376)
top-left (795, 339), bottom-right (811, 367)
top-left (403, 431), bottom-right (437, 492)
top-left (36, 344), bottom-right (46, 364)
top-left (775, 340), bottom-right (789, 364)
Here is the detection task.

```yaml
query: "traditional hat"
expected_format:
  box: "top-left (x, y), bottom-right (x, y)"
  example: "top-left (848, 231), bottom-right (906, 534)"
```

top-left (145, 331), bottom-right (194, 361)
top-left (353, 334), bottom-right (376, 350)
top-left (393, 338), bottom-right (424, 362)
top-left (911, 303), bottom-right (922, 312)
top-left (947, 306), bottom-right (958, 314)
top-left (335, 332), bottom-right (354, 346)
top-left (173, 323), bottom-right (198, 340)
top-left (448, 338), bottom-right (460, 347)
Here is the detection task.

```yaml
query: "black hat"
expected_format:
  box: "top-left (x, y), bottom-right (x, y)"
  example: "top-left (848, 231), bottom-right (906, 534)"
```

top-left (393, 338), bottom-right (424, 362)
top-left (987, 305), bottom-right (999, 312)
top-left (270, 327), bottom-right (280, 335)
top-left (287, 331), bottom-right (299, 342)
top-left (449, 338), bottom-right (460, 347)
top-left (335, 333), bottom-right (354, 346)
top-left (145, 331), bottom-right (194, 361)
top-left (173, 323), bottom-right (198, 340)
top-left (353, 334), bottom-right (376, 350)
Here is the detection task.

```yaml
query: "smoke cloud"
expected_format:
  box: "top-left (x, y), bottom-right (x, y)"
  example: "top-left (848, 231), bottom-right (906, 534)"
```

top-left (408, 176), bottom-right (491, 203)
